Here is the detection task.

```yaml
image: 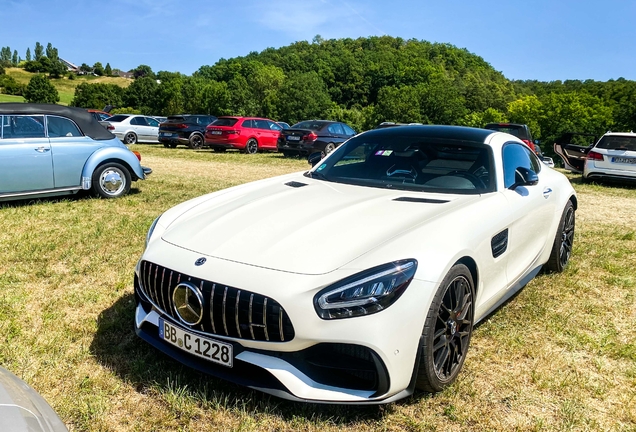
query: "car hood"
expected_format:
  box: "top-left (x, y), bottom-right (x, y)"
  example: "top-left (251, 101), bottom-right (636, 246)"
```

top-left (0, 367), bottom-right (68, 432)
top-left (160, 174), bottom-right (477, 275)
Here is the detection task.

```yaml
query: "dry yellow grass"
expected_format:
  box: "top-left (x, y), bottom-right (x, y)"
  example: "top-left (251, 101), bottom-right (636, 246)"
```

top-left (0, 149), bottom-right (634, 431)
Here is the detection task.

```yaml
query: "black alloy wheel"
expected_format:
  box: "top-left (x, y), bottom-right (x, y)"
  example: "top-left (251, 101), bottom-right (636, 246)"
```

top-left (189, 133), bottom-right (204, 149)
top-left (245, 138), bottom-right (258, 154)
top-left (416, 264), bottom-right (474, 392)
top-left (545, 201), bottom-right (575, 272)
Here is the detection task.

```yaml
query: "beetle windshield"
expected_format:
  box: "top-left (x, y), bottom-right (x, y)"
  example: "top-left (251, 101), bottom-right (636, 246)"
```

top-left (307, 133), bottom-right (495, 194)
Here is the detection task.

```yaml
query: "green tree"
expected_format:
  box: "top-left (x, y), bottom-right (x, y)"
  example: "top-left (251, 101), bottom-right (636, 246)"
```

top-left (124, 76), bottom-right (159, 112)
top-left (34, 42), bottom-right (43, 61)
top-left (79, 63), bottom-right (92, 73)
top-left (48, 60), bottom-right (67, 79)
top-left (374, 85), bottom-right (423, 124)
top-left (104, 63), bottom-right (112, 76)
top-left (24, 74), bottom-right (59, 103)
top-left (12, 50), bottom-right (18, 66)
top-left (131, 64), bottom-right (154, 79)
top-left (93, 62), bottom-right (104, 76)
top-left (277, 72), bottom-right (332, 124)
top-left (71, 82), bottom-right (125, 108)
top-left (26, 47), bottom-right (31, 61)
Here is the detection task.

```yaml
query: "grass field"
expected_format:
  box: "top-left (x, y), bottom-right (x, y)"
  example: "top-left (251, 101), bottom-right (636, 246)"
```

top-left (0, 147), bottom-right (635, 431)
top-left (3, 67), bottom-right (130, 105)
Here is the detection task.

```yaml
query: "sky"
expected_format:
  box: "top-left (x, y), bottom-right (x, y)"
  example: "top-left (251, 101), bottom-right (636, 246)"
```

top-left (1, 0), bottom-right (635, 82)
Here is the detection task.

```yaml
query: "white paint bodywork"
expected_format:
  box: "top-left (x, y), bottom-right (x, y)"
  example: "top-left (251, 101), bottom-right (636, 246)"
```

top-left (136, 131), bottom-right (576, 403)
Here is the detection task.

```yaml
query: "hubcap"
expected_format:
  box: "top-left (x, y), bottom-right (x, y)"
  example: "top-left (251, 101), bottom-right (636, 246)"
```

top-left (100, 168), bottom-right (125, 195)
top-left (432, 275), bottom-right (473, 381)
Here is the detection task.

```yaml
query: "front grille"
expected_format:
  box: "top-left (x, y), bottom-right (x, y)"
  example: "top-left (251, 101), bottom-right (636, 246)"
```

top-left (139, 260), bottom-right (295, 342)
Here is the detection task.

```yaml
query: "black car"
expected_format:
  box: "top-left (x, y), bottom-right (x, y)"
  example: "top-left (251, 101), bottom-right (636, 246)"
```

top-left (277, 120), bottom-right (356, 157)
top-left (158, 114), bottom-right (217, 149)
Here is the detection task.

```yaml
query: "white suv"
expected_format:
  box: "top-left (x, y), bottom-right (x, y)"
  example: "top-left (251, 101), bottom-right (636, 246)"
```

top-left (584, 132), bottom-right (636, 183)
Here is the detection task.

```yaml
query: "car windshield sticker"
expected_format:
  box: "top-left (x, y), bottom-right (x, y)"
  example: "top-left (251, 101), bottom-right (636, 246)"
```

top-left (317, 164), bottom-right (327, 171)
top-left (375, 150), bottom-right (393, 156)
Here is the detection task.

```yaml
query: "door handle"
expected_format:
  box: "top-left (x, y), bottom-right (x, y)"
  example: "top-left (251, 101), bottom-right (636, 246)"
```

top-left (543, 187), bottom-right (552, 199)
top-left (35, 147), bottom-right (50, 153)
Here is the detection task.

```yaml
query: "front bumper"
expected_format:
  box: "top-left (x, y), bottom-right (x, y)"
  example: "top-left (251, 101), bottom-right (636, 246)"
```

top-left (133, 248), bottom-right (434, 403)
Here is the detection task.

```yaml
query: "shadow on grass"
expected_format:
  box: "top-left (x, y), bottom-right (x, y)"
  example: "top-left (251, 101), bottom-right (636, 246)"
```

top-left (90, 293), bottom-right (406, 424)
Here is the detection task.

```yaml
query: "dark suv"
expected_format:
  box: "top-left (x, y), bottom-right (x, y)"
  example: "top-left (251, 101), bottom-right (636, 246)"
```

top-left (158, 114), bottom-right (217, 149)
top-left (484, 123), bottom-right (536, 152)
top-left (278, 120), bottom-right (356, 157)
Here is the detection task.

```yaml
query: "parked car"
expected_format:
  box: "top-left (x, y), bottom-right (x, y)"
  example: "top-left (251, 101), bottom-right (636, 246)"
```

top-left (204, 116), bottom-right (282, 153)
top-left (0, 103), bottom-right (151, 201)
top-left (277, 121), bottom-right (291, 129)
top-left (158, 114), bottom-right (217, 149)
top-left (553, 132), bottom-right (599, 172)
top-left (107, 114), bottom-right (160, 144)
top-left (0, 365), bottom-right (68, 431)
top-left (277, 120), bottom-right (356, 157)
top-left (87, 109), bottom-right (112, 122)
top-left (153, 116), bottom-right (168, 124)
top-left (484, 123), bottom-right (536, 152)
top-left (134, 125), bottom-right (576, 404)
top-left (556, 131), bottom-right (636, 183)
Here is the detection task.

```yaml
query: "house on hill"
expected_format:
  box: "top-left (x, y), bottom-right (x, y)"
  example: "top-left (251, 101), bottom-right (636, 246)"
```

top-left (60, 58), bottom-right (79, 73)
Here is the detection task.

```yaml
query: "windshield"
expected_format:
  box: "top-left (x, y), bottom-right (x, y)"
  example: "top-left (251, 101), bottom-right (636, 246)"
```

top-left (211, 118), bottom-right (238, 127)
top-left (307, 133), bottom-right (495, 194)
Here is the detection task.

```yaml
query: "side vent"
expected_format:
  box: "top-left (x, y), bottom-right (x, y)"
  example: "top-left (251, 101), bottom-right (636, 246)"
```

top-left (491, 229), bottom-right (508, 258)
top-left (393, 197), bottom-right (449, 204)
top-left (285, 181), bottom-right (308, 188)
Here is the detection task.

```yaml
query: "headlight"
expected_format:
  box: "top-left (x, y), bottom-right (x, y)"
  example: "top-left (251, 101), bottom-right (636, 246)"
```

top-left (314, 259), bottom-right (417, 320)
top-left (145, 216), bottom-right (161, 248)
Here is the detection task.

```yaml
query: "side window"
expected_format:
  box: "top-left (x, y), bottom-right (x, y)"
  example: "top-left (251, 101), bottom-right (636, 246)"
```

top-left (2, 115), bottom-right (46, 139)
top-left (146, 117), bottom-right (159, 127)
top-left (255, 119), bottom-right (270, 130)
top-left (342, 124), bottom-right (356, 136)
top-left (502, 142), bottom-right (540, 188)
top-left (328, 123), bottom-right (344, 135)
top-left (242, 119), bottom-right (254, 128)
top-left (131, 117), bottom-right (145, 126)
top-left (47, 116), bottom-right (82, 138)
top-left (269, 121), bottom-right (282, 131)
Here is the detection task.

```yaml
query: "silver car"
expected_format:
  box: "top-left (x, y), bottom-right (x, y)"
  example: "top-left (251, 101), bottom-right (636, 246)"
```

top-left (0, 103), bottom-right (151, 201)
top-left (107, 114), bottom-right (161, 144)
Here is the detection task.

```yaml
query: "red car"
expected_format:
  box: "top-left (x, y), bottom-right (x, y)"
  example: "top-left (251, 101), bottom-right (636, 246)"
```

top-left (204, 116), bottom-right (283, 154)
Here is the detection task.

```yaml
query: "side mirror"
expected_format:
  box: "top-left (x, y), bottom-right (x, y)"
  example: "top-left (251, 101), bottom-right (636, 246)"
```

top-left (509, 166), bottom-right (538, 190)
top-left (308, 152), bottom-right (323, 167)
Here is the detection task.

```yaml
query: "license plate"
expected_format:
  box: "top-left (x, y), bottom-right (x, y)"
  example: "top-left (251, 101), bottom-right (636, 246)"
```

top-left (211, 130), bottom-right (222, 135)
top-left (160, 132), bottom-right (174, 137)
top-left (612, 156), bottom-right (636, 164)
top-left (159, 318), bottom-right (233, 367)
top-left (287, 135), bottom-right (301, 141)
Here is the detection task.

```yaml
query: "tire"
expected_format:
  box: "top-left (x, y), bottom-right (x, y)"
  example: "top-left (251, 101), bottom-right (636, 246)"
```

top-left (544, 200), bottom-right (575, 272)
top-left (163, 143), bottom-right (170, 148)
top-left (124, 132), bottom-right (137, 144)
top-left (323, 142), bottom-right (336, 156)
top-left (188, 133), bottom-right (204, 149)
top-left (91, 162), bottom-right (131, 199)
top-left (169, 143), bottom-right (178, 149)
top-left (416, 263), bottom-right (474, 393)
top-left (213, 147), bottom-right (227, 153)
top-left (245, 138), bottom-right (258, 154)
top-left (282, 151), bottom-right (292, 158)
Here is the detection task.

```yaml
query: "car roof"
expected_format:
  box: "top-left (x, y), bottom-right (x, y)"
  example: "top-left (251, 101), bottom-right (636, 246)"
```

top-left (0, 102), bottom-right (115, 140)
top-left (361, 124), bottom-right (495, 143)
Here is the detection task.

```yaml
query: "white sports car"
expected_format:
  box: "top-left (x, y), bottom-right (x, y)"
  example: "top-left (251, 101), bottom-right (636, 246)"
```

top-left (134, 125), bottom-right (577, 404)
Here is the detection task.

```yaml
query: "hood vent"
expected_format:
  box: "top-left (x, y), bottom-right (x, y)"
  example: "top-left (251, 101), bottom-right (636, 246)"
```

top-left (285, 181), bottom-right (308, 188)
top-left (393, 197), bottom-right (449, 204)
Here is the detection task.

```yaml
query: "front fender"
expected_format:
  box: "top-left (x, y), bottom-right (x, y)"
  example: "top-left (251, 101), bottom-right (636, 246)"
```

top-left (81, 147), bottom-right (146, 189)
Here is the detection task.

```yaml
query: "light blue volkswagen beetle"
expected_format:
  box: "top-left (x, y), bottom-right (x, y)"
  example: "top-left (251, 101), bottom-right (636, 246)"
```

top-left (0, 103), bottom-right (151, 201)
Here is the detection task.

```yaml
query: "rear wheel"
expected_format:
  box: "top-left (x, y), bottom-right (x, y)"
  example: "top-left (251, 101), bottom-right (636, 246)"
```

top-left (124, 132), bottom-right (137, 144)
top-left (416, 264), bottom-right (474, 393)
top-left (544, 201), bottom-right (575, 272)
top-left (188, 133), bottom-right (204, 149)
top-left (245, 138), bottom-right (258, 154)
top-left (91, 162), bottom-right (131, 199)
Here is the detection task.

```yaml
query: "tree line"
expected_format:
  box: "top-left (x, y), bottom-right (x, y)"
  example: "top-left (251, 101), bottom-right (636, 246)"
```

top-left (3, 36), bottom-right (635, 152)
